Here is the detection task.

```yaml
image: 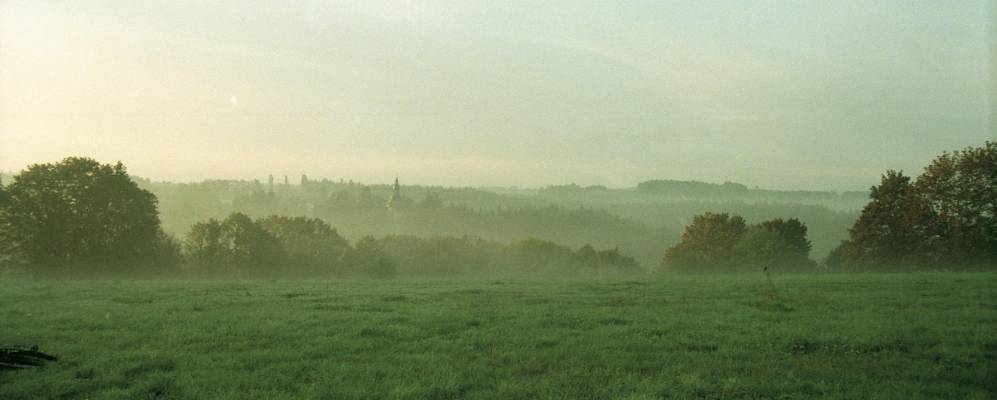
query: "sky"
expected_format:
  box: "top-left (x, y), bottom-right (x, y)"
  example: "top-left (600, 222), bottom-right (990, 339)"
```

top-left (1, 1), bottom-right (993, 190)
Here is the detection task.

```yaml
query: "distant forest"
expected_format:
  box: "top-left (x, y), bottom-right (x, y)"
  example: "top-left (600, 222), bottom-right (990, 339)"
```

top-left (128, 176), bottom-right (861, 266)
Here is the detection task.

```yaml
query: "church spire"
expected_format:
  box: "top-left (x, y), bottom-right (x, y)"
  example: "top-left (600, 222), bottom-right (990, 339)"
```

top-left (387, 176), bottom-right (409, 208)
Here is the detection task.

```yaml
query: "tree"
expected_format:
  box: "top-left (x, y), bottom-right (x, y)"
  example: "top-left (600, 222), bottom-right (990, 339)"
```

top-left (572, 244), bottom-right (601, 275)
top-left (257, 215), bottom-right (350, 276)
top-left (183, 213), bottom-right (285, 277)
top-left (349, 236), bottom-right (396, 278)
top-left (662, 213), bottom-right (817, 272)
top-left (828, 142), bottom-right (996, 270)
top-left (733, 219), bottom-right (814, 272)
top-left (596, 247), bottom-right (642, 275)
top-left (662, 213), bottom-right (747, 272)
top-left (915, 142), bottom-right (997, 266)
top-left (1, 157), bottom-right (173, 276)
top-left (184, 218), bottom-right (227, 275)
top-left (0, 177), bottom-right (13, 269)
top-left (828, 171), bottom-right (935, 271)
top-left (220, 213), bottom-right (285, 276)
top-left (0, 177), bottom-right (8, 208)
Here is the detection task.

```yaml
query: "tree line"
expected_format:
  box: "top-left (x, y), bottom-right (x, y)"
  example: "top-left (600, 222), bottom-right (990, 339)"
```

top-left (655, 141), bottom-right (996, 272)
top-left (0, 158), bottom-right (640, 278)
top-left (183, 213), bottom-right (642, 278)
top-left (137, 172), bottom-right (861, 264)
top-left (2, 141), bottom-right (992, 277)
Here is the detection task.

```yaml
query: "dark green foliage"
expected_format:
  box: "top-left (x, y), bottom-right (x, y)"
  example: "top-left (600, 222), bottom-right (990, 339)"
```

top-left (359, 235), bottom-right (641, 278)
top-left (348, 236), bottom-right (395, 279)
top-left (183, 213), bottom-right (285, 277)
top-left (915, 142), bottom-right (997, 266)
top-left (0, 178), bottom-right (13, 269)
top-left (827, 171), bottom-right (932, 271)
top-left (663, 213), bottom-right (815, 272)
top-left (373, 235), bottom-right (486, 278)
top-left (0, 177), bottom-right (8, 208)
top-left (257, 215), bottom-right (351, 276)
top-left (0, 157), bottom-right (176, 276)
top-left (181, 213), bottom-right (644, 278)
top-left (734, 219), bottom-right (816, 272)
top-left (662, 213), bottom-right (747, 272)
top-left (830, 142), bottom-right (996, 270)
top-left (368, 258), bottom-right (397, 279)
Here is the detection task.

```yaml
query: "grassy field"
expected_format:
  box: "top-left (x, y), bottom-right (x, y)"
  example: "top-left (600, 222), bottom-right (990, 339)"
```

top-left (1, 273), bottom-right (995, 399)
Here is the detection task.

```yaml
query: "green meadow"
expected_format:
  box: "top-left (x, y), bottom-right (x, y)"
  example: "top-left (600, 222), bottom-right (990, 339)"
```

top-left (1, 273), bottom-right (995, 399)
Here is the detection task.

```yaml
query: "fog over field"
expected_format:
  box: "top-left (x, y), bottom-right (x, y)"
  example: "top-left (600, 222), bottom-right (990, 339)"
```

top-left (1, 1), bottom-right (995, 399)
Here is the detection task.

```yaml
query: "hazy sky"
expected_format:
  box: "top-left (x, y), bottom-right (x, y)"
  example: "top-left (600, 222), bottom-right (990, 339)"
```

top-left (1, 1), bottom-right (993, 190)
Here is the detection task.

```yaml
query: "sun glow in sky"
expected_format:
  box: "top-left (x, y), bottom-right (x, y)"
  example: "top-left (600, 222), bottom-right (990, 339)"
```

top-left (1, 1), bottom-right (993, 189)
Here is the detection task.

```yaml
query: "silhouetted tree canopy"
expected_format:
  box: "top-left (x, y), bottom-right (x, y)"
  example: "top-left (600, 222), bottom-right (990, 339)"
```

top-left (829, 142), bottom-right (996, 270)
top-left (0, 157), bottom-right (177, 276)
top-left (662, 213), bottom-right (815, 272)
top-left (258, 215), bottom-right (350, 276)
top-left (662, 213), bottom-right (747, 272)
top-left (733, 219), bottom-right (814, 272)
top-left (180, 213), bottom-right (644, 278)
top-left (183, 213), bottom-right (285, 277)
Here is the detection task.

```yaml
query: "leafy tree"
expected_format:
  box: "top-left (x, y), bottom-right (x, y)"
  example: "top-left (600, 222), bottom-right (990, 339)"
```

top-left (257, 215), bottom-right (350, 276)
top-left (219, 213), bottom-right (285, 276)
top-left (183, 213), bottom-right (285, 277)
top-left (828, 171), bottom-right (932, 270)
top-left (1, 157), bottom-right (173, 276)
top-left (0, 177), bottom-right (13, 270)
top-left (829, 142), bottom-right (997, 270)
top-left (915, 142), bottom-right (997, 266)
top-left (573, 244), bottom-right (600, 274)
top-left (662, 213), bottom-right (747, 272)
top-left (349, 236), bottom-right (397, 278)
top-left (0, 177), bottom-right (8, 208)
top-left (663, 213), bottom-right (816, 272)
top-left (596, 247), bottom-right (641, 275)
top-left (184, 218), bottom-right (227, 275)
top-left (733, 219), bottom-right (814, 272)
